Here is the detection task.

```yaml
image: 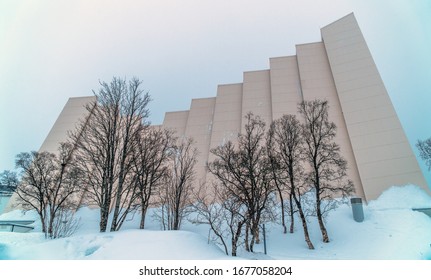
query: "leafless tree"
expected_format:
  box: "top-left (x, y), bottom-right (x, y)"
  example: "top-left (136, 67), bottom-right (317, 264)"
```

top-left (299, 100), bottom-right (354, 243)
top-left (209, 113), bottom-right (274, 253)
top-left (70, 77), bottom-right (151, 232)
top-left (0, 170), bottom-right (18, 193)
top-left (71, 79), bottom-right (121, 232)
top-left (157, 137), bottom-right (197, 230)
top-left (417, 137), bottom-right (431, 171)
top-left (268, 114), bottom-right (315, 249)
top-left (110, 78), bottom-right (151, 231)
top-left (51, 206), bottom-right (81, 238)
top-left (266, 125), bottom-right (289, 234)
top-left (14, 142), bottom-right (82, 238)
top-left (190, 183), bottom-right (247, 257)
top-left (190, 185), bottom-right (230, 255)
top-left (133, 127), bottom-right (175, 229)
top-left (218, 188), bottom-right (248, 257)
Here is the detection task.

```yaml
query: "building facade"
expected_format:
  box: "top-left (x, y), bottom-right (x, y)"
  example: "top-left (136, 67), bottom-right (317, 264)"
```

top-left (161, 13), bottom-right (429, 201)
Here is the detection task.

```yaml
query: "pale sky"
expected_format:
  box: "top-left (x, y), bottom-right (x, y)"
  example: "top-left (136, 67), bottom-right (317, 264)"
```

top-left (1, 0), bottom-right (430, 187)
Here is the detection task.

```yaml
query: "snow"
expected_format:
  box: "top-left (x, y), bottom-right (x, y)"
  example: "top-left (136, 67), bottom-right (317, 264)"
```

top-left (0, 196), bottom-right (10, 214)
top-left (1, 185), bottom-right (431, 260)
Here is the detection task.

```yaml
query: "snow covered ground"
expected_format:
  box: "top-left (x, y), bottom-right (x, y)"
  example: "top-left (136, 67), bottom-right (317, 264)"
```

top-left (1, 185), bottom-right (431, 260)
top-left (0, 195), bottom-right (10, 214)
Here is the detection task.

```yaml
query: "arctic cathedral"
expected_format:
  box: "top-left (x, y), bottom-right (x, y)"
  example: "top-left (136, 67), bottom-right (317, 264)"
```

top-left (159, 13), bottom-right (428, 201)
top-left (8, 13), bottom-right (429, 209)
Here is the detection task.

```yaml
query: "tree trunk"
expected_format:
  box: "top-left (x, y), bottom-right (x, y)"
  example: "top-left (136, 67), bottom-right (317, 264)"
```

top-left (231, 243), bottom-right (237, 257)
top-left (140, 206), bottom-right (148, 229)
top-left (253, 221), bottom-right (260, 244)
top-left (316, 197), bottom-right (329, 243)
top-left (249, 234), bottom-right (255, 252)
top-left (39, 212), bottom-right (47, 237)
top-left (300, 208), bottom-right (315, 249)
top-left (244, 222), bottom-right (250, 252)
top-left (274, 175), bottom-right (287, 234)
top-left (111, 144), bottom-right (128, 232)
top-left (231, 222), bottom-right (243, 257)
top-left (100, 206), bottom-right (109, 232)
top-left (289, 192), bottom-right (294, 234)
top-left (110, 199), bottom-right (121, 231)
top-left (48, 210), bottom-right (56, 239)
top-left (173, 208), bottom-right (180, 230)
top-left (291, 188), bottom-right (314, 249)
top-left (249, 221), bottom-right (258, 252)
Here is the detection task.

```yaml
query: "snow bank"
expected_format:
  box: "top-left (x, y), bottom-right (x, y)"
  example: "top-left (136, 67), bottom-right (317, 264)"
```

top-left (2, 230), bottom-right (228, 260)
top-left (1, 185), bottom-right (431, 260)
top-left (87, 230), bottom-right (229, 260)
top-left (368, 184), bottom-right (431, 210)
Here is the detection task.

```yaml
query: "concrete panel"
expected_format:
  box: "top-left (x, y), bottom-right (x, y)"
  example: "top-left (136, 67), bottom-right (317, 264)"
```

top-left (204, 84), bottom-right (243, 190)
top-left (242, 70), bottom-right (272, 129)
top-left (321, 13), bottom-right (429, 199)
top-left (209, 84), bottom-right (242, 149)
top-left (354, 141), bottom-right (416, 165)
top-left (39, 96), bottom-right (96, 154)
top-left (162, 110), bottom-right (189, 136)
top-left (184, 98), bottom-right (216, 184)
top-left (347, 117), bottom-right (401, 138)
top-left (363, 171), bottom-right (427, 200)
top-left (296, 41), bottom-right (364, 198)
top-left (346, 105), bottom-right (397, 125)
top-left (350, 128), bottom-right (408, 150)
top-left (360, 156), bottom-right (422, 181)
top-left (269, 56), bottom-right (302, 120)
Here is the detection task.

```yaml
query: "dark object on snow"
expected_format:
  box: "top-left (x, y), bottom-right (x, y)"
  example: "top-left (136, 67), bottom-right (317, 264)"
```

top-left (351, 198), bottom-right (364, 222)
top-left (412, 208), bottom-right (431, 218)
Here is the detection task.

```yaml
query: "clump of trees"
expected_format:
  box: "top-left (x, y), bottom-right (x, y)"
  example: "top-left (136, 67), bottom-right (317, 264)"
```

top-left (133, 127), bottom-right (176, 230)
top-left (156, 138), bottom-right (197, 230)
top-left (202, 113), bottom-right (274, 255)
top-left (13, 143), bottom-right (82, 239)
top-left (8, 74), bottom-right (354, 252)
top-left (299, 100), bottom-right (354, 243)
top-left (191, 183), bottom-right (248, 256)
top-left (9, 77), bottom-right (197, 237)
top-left (70, 77), bottom-right (196, 232)
top-left (267, 114), bottom-right (315, 249)
top-left (194, 100), bottom-right (354, 256)
top-left (70, 77), bottom-right (152, 232)
top-left (0, 170), bottom-right (18, 194)
top-left (417, 137), bottom-right (431, 171)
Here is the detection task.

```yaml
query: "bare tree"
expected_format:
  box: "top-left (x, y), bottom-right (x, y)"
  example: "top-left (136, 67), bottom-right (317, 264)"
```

top-left (417, 137), bottom-right (431, 170)
top-left (266, 126), bottom-right (289, 234)
top-left (157, 137), bottom-right (197, 230)
top-left (71, 79), bottom-right (121, 232)
top-left (299, 100), bottom-right (354, 243)
top-left (218, 188), bottom-right (247, 257)
top-left (190, 186), bottom-right (230, 255)
top-left (209, 113), bottom-right (274, 252)
top-left (190, 183), bottom-right (247, 257)
top-left (14, 142), bottom-right (82, 238)
top-left (0, 170), bottom-right (18, 193)
top-left (268, 114), bottom-right (314, 249)
top-left (110, 78), bottom-right (151, 232)
top-left (133, 127), bottom-right (175, 229)
top-left (71, 77), bottom-right (151, 232)
top-left (51, 206), bottom-right (81, 239)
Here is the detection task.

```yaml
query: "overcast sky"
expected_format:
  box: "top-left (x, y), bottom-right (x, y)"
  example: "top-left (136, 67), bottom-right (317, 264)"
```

top-left (1, 0), bottom-right (430, 186)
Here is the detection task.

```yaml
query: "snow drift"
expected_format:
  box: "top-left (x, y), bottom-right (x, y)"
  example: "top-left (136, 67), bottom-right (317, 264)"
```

top-left (1, 185), bottom-right (430, 260)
